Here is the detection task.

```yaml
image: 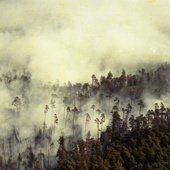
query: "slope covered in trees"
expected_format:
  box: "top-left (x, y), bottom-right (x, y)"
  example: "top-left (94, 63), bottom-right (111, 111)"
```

top-left (0, 63), bottom-right (169, 169)
top-left (57, 105), bottom-right (170, 170)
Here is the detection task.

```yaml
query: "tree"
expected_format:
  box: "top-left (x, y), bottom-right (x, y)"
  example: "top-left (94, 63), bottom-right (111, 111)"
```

top-left (135, 114), bottom-right (144, 129)
top-left (26, 147), bottom-right (35, 169)
top-left (72, 107), bottom-right (79, 136)
top-left (122, 103), bottom-right (132, 131)
top-left (120, 69), bottom-right (126, 88)
top-left (54, 114), bottom-right (58, 134)
top-left (12, 96), bottom-right (21, 117)
top-left (146, 110), bottom-right (154, 128)
top-left (100, 113), bottom-right (105, 132)
top-left (18, 153), bottom-right (22, 170)
top-left (91, 74), bottom-right (100, 94)
top-left (42, 122), bottom-right (47, 146)
top-left (91, 104), bottom-right (95, 117)
top-left (94, 118), bottom-right (101, 139)
top-left (65, 106), bottom-right (71, 127)
top-left (111, 106), bottom-right (122, 142)
top-left (44, 105), bottom-right (49, 123)
top-left (50, 96), bottom-right (56, 126)
top-left (106, 72), bottom-right (113, 80)
top-left (138, 100), bottom-right (144, 115)
top-left (0, 140), bottom-right (6, 166)
top-left (129, 115), bottom-right (135, 130)
top-left (82, 83), bottom-right (90, 98)
top-left (160, 102), bottom-right (166, 119)
top-left (63, 96), bottom-right (70, 118)
top-left (155, 103), bottom-right (160, 117)
top-left (85, 113), bottom-right (91, 136)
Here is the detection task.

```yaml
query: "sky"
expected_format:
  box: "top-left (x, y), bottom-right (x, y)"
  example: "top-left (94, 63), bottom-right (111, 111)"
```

top-left (0, 0), bottom-right (170, 84)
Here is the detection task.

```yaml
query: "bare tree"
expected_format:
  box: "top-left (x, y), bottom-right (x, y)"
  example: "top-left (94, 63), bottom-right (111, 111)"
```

top-left (125, 103), bottom-right (132, 123)
top-left (72, 107), bottom-right (78, 136)
top-left (94, 118), bottom-right (101, 139)
top-left (12, 96), bottom-right (21, 117)
top-left (44, 105), bottom-right (49, 124)
top-left (91, 104), bottom-right (95, 117)
top-left (50, 98), bottom-right (56, 126)
top-left (65, 106), bottom-right (71, 127)
top-left (0, 140), bottom-right (6, 166)
top-left (54, 114), bottom-right (58, 134)
top-left (17, 153), bottom-right (22, 170)
top-left (42, 122), bottom-right (47, 147)
top-left (122, 103), bottom-right (132, 131)
top-left (100, 113), bottom-right (105, 132)
top-left (138, 100), bottom-right (144, 115)
top-left (85, 113), bottom-right (91, 135)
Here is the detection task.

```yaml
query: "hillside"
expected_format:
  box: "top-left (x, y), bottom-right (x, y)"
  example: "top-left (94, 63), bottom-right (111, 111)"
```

top-left (0, 63), bottom-right (169, 169)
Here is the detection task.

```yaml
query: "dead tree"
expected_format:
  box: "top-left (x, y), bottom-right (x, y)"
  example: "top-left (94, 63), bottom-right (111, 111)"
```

top-left (94, 118), bottom-right (101, 139)
top-left (12, 96), bottom-right (21, 117)
top-left (85, 113), bottom-right (91, 135)
top-left (100, 113), bottom-right (105, 132)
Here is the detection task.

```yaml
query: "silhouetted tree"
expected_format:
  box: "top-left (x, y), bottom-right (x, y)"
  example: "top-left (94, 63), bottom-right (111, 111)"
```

top-left (54, 114), bottom-right (58, 134)
top-left (138, 100), bottom-right (144, 115)
top-left (12, 96), bottom-right (21, 116)
top-left (85, 113), bottom-right (91, 136)
top-left (100, 113), bottom-right (105, 132)
top-left (94, 118), bottom-right (101, 139)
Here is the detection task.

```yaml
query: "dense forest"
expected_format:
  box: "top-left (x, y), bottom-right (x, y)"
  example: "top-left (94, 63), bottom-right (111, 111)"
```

top-left (0, 63), bottom-right (169, 169)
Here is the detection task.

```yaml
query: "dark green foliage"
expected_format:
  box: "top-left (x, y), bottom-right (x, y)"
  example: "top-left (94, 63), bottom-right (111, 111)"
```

top-left (57, 112), bottom-right (170, 170)
top-left (1, 63), bottom-right (170, 169)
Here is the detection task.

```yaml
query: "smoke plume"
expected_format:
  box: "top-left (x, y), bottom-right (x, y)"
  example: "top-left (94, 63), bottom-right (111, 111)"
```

top-left (0, 0), bottom-right (170, 83)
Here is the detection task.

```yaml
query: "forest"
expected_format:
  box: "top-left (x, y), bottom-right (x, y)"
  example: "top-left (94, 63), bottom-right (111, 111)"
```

top-left (0, 63), bottom-right (169, 170)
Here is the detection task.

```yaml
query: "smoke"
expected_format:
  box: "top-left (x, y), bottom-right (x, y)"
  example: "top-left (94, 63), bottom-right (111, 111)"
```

top-left (0, 0), bottom-right (170, 83)
top-left (0, 0), bottom-right (170, 164)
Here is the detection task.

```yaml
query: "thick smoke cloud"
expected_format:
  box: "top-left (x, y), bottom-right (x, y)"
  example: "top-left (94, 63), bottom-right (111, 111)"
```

top-left (0, 0), bottom-right (170, 83)
top-left (0, 1), bottom-right (170, 166)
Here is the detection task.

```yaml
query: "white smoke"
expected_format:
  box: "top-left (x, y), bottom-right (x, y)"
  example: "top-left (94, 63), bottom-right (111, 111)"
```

top-left (0, 0), bottom-right (170, 83)
top-left (0, 0), bottom-right (170, 164)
